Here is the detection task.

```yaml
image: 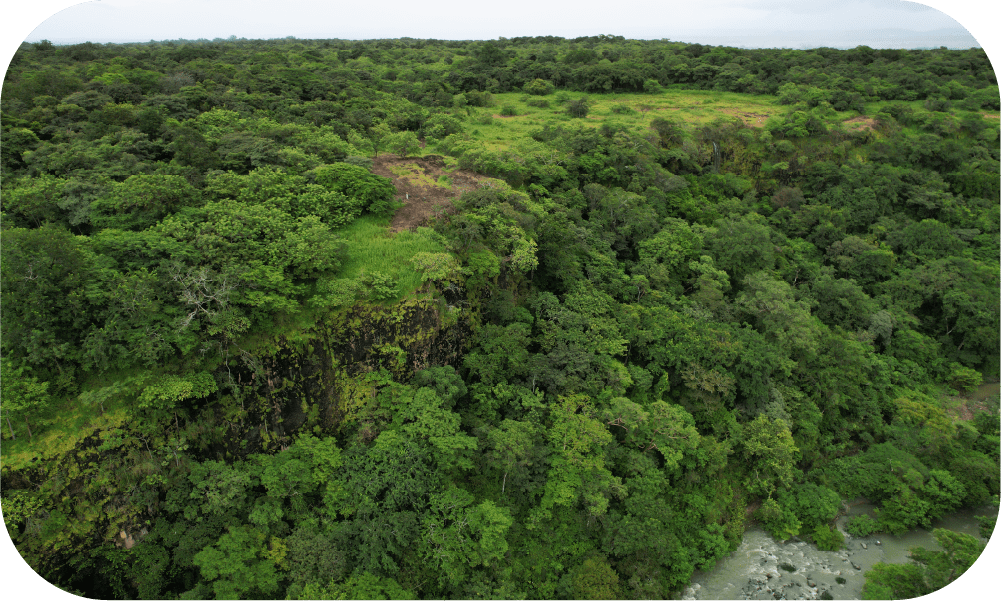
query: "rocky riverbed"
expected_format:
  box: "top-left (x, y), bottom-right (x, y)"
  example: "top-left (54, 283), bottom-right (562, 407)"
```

top-left (681, 503), bottom-right (997, 600)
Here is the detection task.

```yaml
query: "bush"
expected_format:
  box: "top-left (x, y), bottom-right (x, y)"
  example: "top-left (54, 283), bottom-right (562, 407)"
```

top-left (756, 497), bottom-right (801, 541)
top-left (923, 96), bottom-right (952, 112)
top-left (465, 90), bottom-right (495, 107)
top-left (523, 78), bottom-right (555, 96)
top-left (526, 98), bottom-right (550, 108)
top-left (565, 98), bottom-right (589, 118)
top-left (423, 113), bottom-right (464, 140)
top-left (363, 272), bottom-right (399, 300)
top-left (342, 156), bottom-right (373, 171)
top-left (499, 104), bottom-right (519, 117)
top-left (846, 514), bottom-right (880, 538)
top-left (643, 79), bottom-right (663, 93)
top-left (784, 482), bottom-right (842, 528)
top-left (312, 163), bottom-right (397, 215)
top-left (386, 131), bottom-right (421, 158)
top-left (812, 525), bottom-right (844, 551)
top-left (610, 104), bottom-right (635, 114)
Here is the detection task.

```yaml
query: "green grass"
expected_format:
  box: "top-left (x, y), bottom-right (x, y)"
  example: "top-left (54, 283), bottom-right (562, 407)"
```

top-left (464, 89), bottom-right (784, 151)
top-left (334, 215), bottom-right (447, 302)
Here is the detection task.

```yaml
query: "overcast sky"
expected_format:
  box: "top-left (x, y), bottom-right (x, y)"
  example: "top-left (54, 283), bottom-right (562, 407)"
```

top-left (1, 1), bottom-right (995, 49)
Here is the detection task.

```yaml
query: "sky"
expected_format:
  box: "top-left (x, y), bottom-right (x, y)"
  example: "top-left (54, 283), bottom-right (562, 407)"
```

top-left (1, 1), bottom-right (997, 51)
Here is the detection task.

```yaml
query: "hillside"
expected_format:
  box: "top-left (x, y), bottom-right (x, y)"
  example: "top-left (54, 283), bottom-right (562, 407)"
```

top-left (1, 36), bottom-right (999, 599)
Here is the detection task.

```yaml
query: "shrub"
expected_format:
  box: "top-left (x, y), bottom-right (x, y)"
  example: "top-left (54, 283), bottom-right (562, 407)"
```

top-left (363, 272), bottom-right (399, 300)
top-left (812, 525), bottom-right (844, 551)
top-left (311, 163), bottom-right (397, 215)
top-left (756, 497), bottom-right (801, 541)
top-left (643, 79), bottom-right (663, 93)
top-left (846, 514), bottom-right (880, 538)
top-left (342, 156), bottom-right (373, 171)
top-left (386, 131), bottom-right (421, 158)
top-left (784, 482), bottom-right (841, 528)
top-left (423, 113), bottom-right (464, 140)
top-left (523, 78), bottom-right (555, 96)
top-left (465, 90), bottom-right (494, 107)
top-left (610, 104), bottom-right (635, 114)
top-left (526, 98), bottom-right (550, 108)
top-left (565, 98), bottom-right (589, 118)
top-left (499, 104), bottom-right (519, 117)
top-left (923, 96), bottom-right (952, 112)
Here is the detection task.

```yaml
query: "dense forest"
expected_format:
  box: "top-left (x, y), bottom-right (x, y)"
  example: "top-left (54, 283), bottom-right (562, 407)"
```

top-left (1, 35), bottom-right (999, 600)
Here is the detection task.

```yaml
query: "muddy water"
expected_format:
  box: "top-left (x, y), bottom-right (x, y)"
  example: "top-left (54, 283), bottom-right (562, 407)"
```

top-left (681, 503), bottom-right (998, 600)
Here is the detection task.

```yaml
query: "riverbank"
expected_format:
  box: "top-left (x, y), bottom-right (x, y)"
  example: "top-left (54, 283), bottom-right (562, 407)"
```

top-left (682, 503), bottom-right (998, 600)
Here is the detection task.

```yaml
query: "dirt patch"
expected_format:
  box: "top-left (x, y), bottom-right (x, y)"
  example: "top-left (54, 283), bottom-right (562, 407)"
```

top-left (492, 113), bottom-right (519, 119)
top-left (844, 116), bottom-right (877, 130)
top-left (984, 112), bottom-right (1000, 119)
top-left (946, 382), bottom-right (998, 422)
top-left (371, 154), bottom-right (495, 232)
top-left (720, 108), bottom-right (771, 127)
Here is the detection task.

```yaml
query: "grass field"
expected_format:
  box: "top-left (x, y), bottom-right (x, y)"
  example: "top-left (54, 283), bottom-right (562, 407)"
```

top-left (333, 214), bottom-right (447, 302)
top-left (463, 89), bottom-right (786, 151)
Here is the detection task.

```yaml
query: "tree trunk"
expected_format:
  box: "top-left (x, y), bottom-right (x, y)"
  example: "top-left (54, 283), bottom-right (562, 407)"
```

top-left (6, 415), bottom-right (15, 440)
top-left (24, 418), bottom-right (32, 442)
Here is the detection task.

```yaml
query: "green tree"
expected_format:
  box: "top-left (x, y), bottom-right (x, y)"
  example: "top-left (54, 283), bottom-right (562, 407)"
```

top-left (0, 358), bottom-right (51, 441)
top-left (294, 572), bottom-right (415, 600)
top-left (862, 529), bottom-right (985, 600)
top-left (566, 97), bottom-right (590, 118)
top-left (736, 271), bottom-right (820, 357)
top-left (739, 415), bottom-right (799, 497)
top-left (536, 394), bottom-right (622, 521)
top-left (0, 225), bottom-right (95, 377)
top-left (387, 131), bottom-right (421, 158)
top-left (524, 79), bottom-right (555, 95)
top-left (191, 525), bottom-right (281, 599)
top-left (571, 555), bottom-right (621, 600)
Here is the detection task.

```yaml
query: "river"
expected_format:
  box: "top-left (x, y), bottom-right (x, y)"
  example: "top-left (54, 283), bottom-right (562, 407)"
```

top-left (681, 502), bottom-right (998, 600)
top-left (680, 383), bottom-right (1000, 600)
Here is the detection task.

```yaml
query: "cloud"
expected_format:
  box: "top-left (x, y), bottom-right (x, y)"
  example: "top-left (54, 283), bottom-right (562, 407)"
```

top-left (1, 0), bottom-right (992, 49)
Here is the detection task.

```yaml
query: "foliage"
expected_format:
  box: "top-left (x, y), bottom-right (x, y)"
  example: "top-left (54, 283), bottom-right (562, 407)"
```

top-left (846, 514), bottom-right (882, 538)
top-left (862, 529), bottom-right (986, 600)
top-left (1, 33), bottom-right (997, 601)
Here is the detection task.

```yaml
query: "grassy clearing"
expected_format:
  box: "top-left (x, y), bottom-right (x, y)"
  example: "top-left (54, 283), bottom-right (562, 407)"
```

top-left (388, 162), bottom-right (453, 190)
top-left (463, 89), bottom-right (784, 150)
top-left (334, 214), bottom-right (446, 302)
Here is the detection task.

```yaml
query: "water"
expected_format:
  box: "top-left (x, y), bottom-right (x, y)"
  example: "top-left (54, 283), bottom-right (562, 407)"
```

top-left (682, 503), bottom-right (998, 600)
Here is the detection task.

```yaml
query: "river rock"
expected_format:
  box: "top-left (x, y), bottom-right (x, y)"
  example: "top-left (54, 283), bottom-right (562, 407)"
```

top-left (861, 542), bottom-right (867, 549)
top-left (851, 561), bottom-right (862, 570)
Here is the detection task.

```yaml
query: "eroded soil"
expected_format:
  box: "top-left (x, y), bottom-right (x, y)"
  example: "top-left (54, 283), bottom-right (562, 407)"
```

top-left (370, 154), bottom-right (496, 232)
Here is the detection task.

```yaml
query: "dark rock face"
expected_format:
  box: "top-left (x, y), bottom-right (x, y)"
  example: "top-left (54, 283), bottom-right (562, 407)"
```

top-left (214, 297), bottom-right (471, 458)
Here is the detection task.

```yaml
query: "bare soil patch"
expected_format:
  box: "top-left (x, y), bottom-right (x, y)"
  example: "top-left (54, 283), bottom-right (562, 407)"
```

top-left (984, 112), bottom-right (1000, 119)
top-left (370, 154), bottom-right (494, 232)
top-left (844, 116), bottom-right (877, 131)
top-left (946, 382), bottom-right (998, 421)
top-left (720, 108), bottom-right (771, 127)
